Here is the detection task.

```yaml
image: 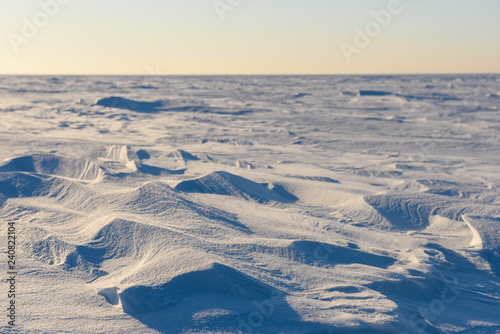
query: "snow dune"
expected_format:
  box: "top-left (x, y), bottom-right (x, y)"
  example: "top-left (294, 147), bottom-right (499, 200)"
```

top-left (174, 171), bottom-right (298, 203)
top-left (0, 154), bottom-right (104, 181)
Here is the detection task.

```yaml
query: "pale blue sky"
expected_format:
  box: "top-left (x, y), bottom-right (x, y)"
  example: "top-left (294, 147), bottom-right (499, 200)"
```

top-left (1, 0), bottom-right (499, 74)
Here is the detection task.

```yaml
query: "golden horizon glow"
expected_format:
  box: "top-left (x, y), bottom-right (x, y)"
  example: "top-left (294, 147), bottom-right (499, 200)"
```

top-left (2, 0), bottom-right (500, 75)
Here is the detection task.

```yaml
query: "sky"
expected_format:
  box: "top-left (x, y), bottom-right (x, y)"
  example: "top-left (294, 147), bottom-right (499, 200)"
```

top-left (1, 0), bottom-right (500, 75)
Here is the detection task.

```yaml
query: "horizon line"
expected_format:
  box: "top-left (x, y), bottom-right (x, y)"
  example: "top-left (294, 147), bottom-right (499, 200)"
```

top-left (1, 72), bottom-right (499, 77)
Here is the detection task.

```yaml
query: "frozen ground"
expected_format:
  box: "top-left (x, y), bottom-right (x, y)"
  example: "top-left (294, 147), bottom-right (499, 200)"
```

top-left (0, 75), bottom-right (499, 333)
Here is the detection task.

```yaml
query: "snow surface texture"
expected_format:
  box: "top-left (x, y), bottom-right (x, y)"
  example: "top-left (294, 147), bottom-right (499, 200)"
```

top-left (0, 75), bottom-right (499, 333)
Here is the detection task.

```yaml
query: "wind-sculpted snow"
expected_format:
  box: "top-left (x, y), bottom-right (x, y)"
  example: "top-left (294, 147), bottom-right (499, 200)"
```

top-left (0, 154), bottom-right (104, 181)
top-left (119, 262), bottom-right (277, 314)
top-left (166, 149), bottom-right (200, 161)
top-left (95, 96), bottom-right (164, 113)
top-left (1, 75), bottom-right (500, 333)
top-left (365, 191), bottom-right (500, 231)
top-left (462, 215), bottom-right (500, 277)
top-left (364, 193), bottom-right (441, 230)
top-left (0, 172), bottom-right (46, 200)
top-left (94, 96), bottom-right (257, 115)
top-left (175, 171), bottom-right (298, 203)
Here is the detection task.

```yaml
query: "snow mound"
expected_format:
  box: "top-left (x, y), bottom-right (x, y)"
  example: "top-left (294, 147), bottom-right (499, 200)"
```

top-left (99, 181), bottom-right (249, 232)
top-left (21, 226), bottom-right (107, 279)
top-left (288, 240), bottom-right (396, 268)
top-left (118, 262), bottom-right (276, 314)
top-left (175, 171), bottom-right (298, 203)
top-left (94, 96), bottom-right (163, 113)
top-left (0, 154), bottom-right (104, 181)
top-left (0, 173), bottom-right (97, 214)
top-left (20, 219), bottom-right (178, 279)
top-left (99, 145), bottom-right (184, 177)
top-left (0, 172), bottom-right (47, 200)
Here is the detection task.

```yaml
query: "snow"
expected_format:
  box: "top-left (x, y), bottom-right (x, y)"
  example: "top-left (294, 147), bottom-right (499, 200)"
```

top-left (0, 75), bottom-right (499, 333)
